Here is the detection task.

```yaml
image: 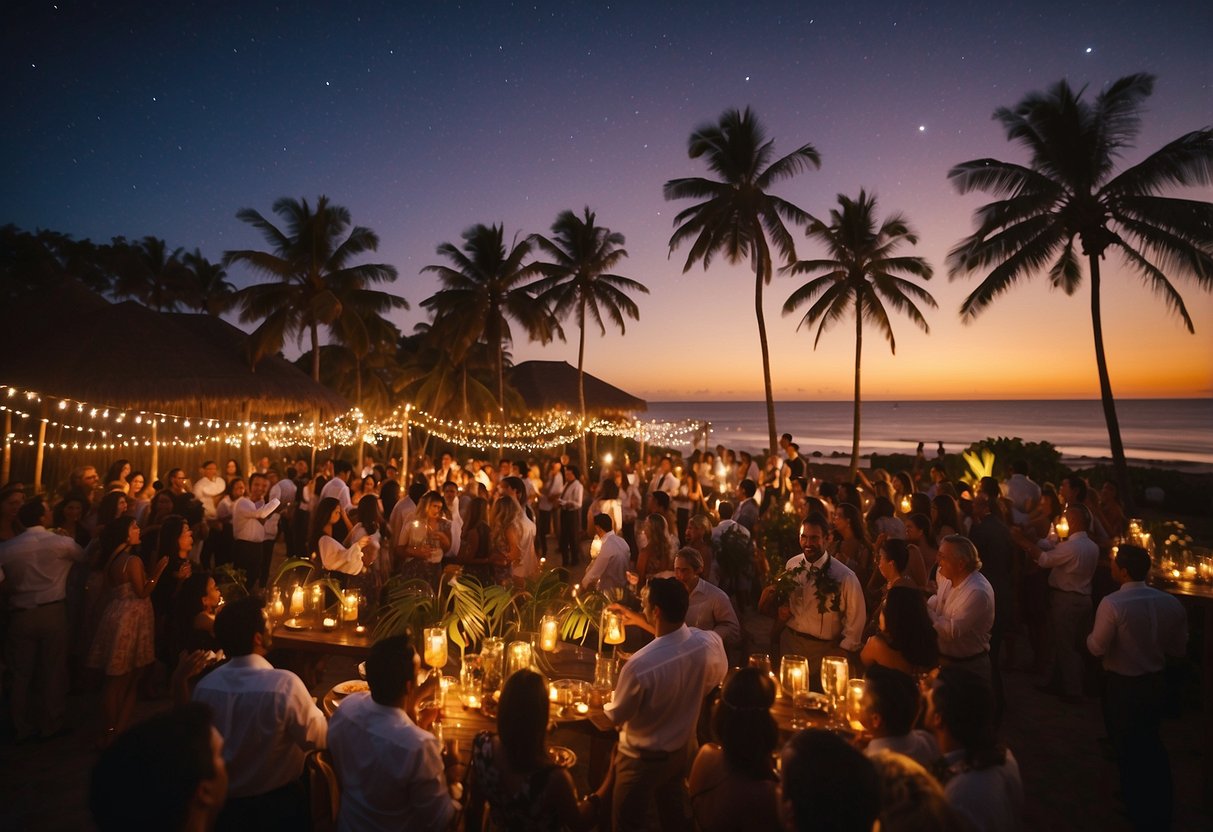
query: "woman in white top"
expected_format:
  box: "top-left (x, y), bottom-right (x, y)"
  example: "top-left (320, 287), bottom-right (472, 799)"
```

top-left (310, 496), bottom-right (370, 578)
top-left (345, 494), bottom-right (384, 592)
top-left (588, 477), bottom-right (623, 535)
top-left (398, 491), bottom-right (450, 588)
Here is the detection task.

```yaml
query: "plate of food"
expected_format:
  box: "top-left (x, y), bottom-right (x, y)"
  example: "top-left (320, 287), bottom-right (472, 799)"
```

top-left (333, 679), bottom-right (370, 696)
top-left (548, 745), bottom-right (577, 769)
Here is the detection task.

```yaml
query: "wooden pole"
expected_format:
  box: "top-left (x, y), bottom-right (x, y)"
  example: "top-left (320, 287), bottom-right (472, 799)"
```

top-left (402, 406), bottom-right (410, 486)
top-left (34, 403), bottom-right (47, 493)
top-left (150, 418), bottom-right (159, 483)
top-left (2, 409), bottom-right (10, 485)
top-left (241, 401), bottom-right (254, 479)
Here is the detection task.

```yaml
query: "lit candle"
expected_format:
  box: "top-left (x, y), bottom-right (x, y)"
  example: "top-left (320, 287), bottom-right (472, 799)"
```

top-left (354, 625), bottom-right (366, 634)
top-left (899, 496), bottom-right (912, 514)
top-left (311, 584), bottom-right (324, 611)
top-left (603, 611), bottom-right (625, 645)
top-left (549, 684), bottom-right (559, 702)
top-left (540, 615), bottom-right (559, 652)
top-left (575, 702), bottom-right (589, 715)
top-left (464, 693), bottom-right (481, 709)
top-left (1184, 566), bottom-right (1197, 580)
top-left (1056, 515), bottom-right (1070, 539)
top-left (341, 591), bottom-right (359, 622)
top-left (506, 640), bottom-right (533, 677)
top-left (322, 617), bottom-right (337, 630)
top-left (424, 627), bottom-right (448, 670)
top-left (790, 666), bottom-right (804, 690)
top-left (271, 593), bottom-right (286, 619)
top-left (289, 585), bottom-right (304, 616)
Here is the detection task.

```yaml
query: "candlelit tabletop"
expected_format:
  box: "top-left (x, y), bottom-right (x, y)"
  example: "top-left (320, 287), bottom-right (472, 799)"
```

top-left (271, 620), bottom-right (375, 658)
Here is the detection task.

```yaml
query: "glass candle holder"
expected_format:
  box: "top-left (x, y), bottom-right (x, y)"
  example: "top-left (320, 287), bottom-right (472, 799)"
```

top-left (269, 587), bottom-right (286, 620)
top-left (539, 615), bottom-right (560, 652)
top-left (505, 640), bottom-right (533, 679)
top-left (601, 610), bottom-right (625, 646)
top-left (820, 656), bottom-right (850, 714)
top-left (846, 678), bottom-right (868, 730)
top-left (459, 654), bottom-right (483, 709)
top-left (481, 637), bottom-right (505, 692)
top-left (779, 655), bottom-right (810, 700)
top-left (341, 591), bottom-right (360, 623)
top-left (289, 584), bottom-right (305, 616)
top-left (424, 627), bottom-right (448, 672)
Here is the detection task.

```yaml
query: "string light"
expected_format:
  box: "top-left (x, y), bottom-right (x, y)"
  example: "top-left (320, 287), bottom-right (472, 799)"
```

top-left (1, 383), bottom-right (707, 456)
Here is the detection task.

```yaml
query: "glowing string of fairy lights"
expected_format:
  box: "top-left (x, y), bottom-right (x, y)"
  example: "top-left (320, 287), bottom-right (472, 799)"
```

top-left (3, 383), bottom-right (707, 455)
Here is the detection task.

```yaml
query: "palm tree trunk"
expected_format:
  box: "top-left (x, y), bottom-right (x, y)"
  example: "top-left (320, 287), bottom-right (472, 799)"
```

top-left (578, 296), bottom-right (588, 470)
top-left (850, 296), bottom-right (863, 479)
top-left (753, 255), bottom-right (779, 456)
top-left (310, 323), bottom-right (321, 382)
top-left (1088, 256), bottom-right (1132, 510)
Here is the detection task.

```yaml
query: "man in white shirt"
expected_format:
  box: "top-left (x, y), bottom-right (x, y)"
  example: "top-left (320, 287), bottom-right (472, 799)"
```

top-left (232, 473), bottom-right (278, 590)
top-left (327, 635), bottom-right (462, 831)
top-left (557, 465), bottom-right (584, 567)
top-left (1014, 503), bottom-right (1099, 701)
top-left (193, 597), bottom-right (326, 829)
top-left (441, 480), bottom-right (463, 560)
top-left (926, 666), bottom-right (1022, 832)
top-left (536, 460), bottom-right (562, 559)
top-left (860, 663), bottom-right (940, 769)
top-left (1086, 544), bottom-right (1187, 831)
top-left (710, 502), bottom-right (750, 546)
top-left (269, 468), bottom-right (299, 558)
top-left (928, 534), bottom-right (996, 685)
top-left (0, 498), bottom-right (86, 741)
top-left (582, 514), bottom-right (630, 593)
top-left (674, 548), bottom-right (741, 654)
top-left (501, 476), bottom-right (537, 580)
top-left (320, 459), bottom-right (355, 530)
top-left (192, 460), bottom-right (226, 520)
top-left (759, 513), bottom-right (865, 683)
top-left (604, 577), bottom-right (727, 830)
top-left (646, 456), bottom-right (678, 500)
top-left (1003, 460), bottom-right (1040, 526)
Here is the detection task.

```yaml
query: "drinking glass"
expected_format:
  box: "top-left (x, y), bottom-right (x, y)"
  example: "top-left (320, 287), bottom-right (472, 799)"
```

top-left (481, 637), bottom-right (505, 692)
top-left (424, 627), bottom-right (448, 673)
top-left (846, 678), bottom-right (868, 730)
top-left (505, 640), bottom-right (533, 679)
top-left (459, 653), bottom-right (483, 708)
top-left (820, 656), bottom-right (850, 715)
top-left (748, 653), bottom-right (773, 675)
top-left (779, 655), bottom-right (810, 700)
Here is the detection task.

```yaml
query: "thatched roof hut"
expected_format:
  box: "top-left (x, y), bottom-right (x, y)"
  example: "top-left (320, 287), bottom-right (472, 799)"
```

top-left (508, 360), bottom-right (646, 414)
top-left (0, 281), bottom-right (348, 487)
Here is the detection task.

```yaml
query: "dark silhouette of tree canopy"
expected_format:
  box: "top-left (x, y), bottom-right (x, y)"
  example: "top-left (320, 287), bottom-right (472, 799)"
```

top-left (223, 195), bottom-right (405, 381)
top-left (664, 107), bottom-right (820, 454)
top-left (947, 73), bottom-right (1213, 502)
top-left (530, 207), bottom-right (647, 465)
top-left (783, 190), bottom-right (936, 476)
top-left (420, 223), bottom-right (556, 423)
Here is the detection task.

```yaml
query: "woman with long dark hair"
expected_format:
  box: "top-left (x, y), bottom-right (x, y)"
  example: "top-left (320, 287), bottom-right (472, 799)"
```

top-left (861, 585), bottom-right (939, 676)
top-left (172, 570), bottom-right (222, 654)
top-left (309, 496), bottom-right (370, 580)
top-left (345, 493), bottom-right (384, 592)
top-left (687, 666), bottom-right (781, 831)
top-left (102, 459), bottom-right (132, 489)
top-left (455, 495), bottom-right (493, 584)
top-left (833, 501), bottom-right (874, 586)
top-left (931, 494), bottom-right (962, 541)
top-left (467, 669), bottom-right (608, 831)
top-left (86, 516), bottom-right (168, 744)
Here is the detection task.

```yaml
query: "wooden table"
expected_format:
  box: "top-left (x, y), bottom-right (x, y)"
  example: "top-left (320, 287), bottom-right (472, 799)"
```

top-left (271, 621), bottom-right (374, 658)
top-left (322, 640), bottom-right (617, 779)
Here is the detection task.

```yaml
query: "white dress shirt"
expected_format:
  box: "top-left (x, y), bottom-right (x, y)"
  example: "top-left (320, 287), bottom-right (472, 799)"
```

top-left (865, 729), bottom-right (940, 769)
top-left (232, 497), bottom-right (279, 543)
top-left (559, 479), bottom-right (584, 510)
top-left (1004, 474), bottom-right (1040, 525)
top-left (318, 535), bottom-right (366, 575)
top-left (512, 512), bottom-right (538, 579)
top-left (389, 496), bottom-right (417, 551)
top-left (1035, 530), bottom-right (1099, 594)
top-left (192, 654), bottom-right (327, 797)
top-left (193, 475), bottom-right (227, 519)
top-left (0, 526), bottom-right (86, 608)
top-left (320, 477), bottom-right (354, 511)
top-left (686, 578), bottom-right (741, 647)
top-left (648, 471), bottom-right (678, 497)
top-left (605, 624), bottom-right (727, 755)
top-left (582, 532), bottom-right (630, 592)
top-left (327, 693), bottom-right (459, 832)
top-left (943, 748), bottom-right (1023, 832)
top-left (1087, 581), bottom-right (1188, 676)
top-left (928, 569), bottom-right (996, 658)
top-left (783, 552), bottom-right (867, 652)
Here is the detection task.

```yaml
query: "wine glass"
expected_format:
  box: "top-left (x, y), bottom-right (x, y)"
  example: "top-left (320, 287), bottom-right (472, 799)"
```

top-left (820, 656), bottom-right (850, 718)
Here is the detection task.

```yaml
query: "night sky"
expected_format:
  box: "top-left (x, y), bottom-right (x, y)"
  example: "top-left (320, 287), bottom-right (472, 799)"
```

top-left (4, 0), bottom-right (1211, 400)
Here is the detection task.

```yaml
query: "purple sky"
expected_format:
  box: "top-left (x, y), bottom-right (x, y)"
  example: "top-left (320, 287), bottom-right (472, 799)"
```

top-left (5, 0), bottom-right (1211, 400)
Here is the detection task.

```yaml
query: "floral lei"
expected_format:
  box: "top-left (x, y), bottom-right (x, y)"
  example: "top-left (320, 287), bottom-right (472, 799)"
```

top-left (772, 554), bottom-right (842, 614)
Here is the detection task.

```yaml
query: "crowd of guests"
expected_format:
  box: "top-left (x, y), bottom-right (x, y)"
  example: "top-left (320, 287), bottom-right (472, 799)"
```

top-left (0, 434), bottom-right (1193, 831)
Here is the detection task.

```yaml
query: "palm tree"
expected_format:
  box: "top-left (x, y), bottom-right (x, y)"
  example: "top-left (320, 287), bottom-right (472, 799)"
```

top-left (110, 236), bottom-right (191, 311)
top-left (783, 190), bottom-right (936, 477)
top-left (421, 223), bottom-right (557, 423)
top-left (947, 73), bottom-right (1213, 502)
top-left (664, 107), bottom-right (820, 455)
top-left (223, 196), bottom-right (405, 379)
top-left (530, 207), bottom-right (648, 466)
top-left (182, 249), bottom-right (236, 316)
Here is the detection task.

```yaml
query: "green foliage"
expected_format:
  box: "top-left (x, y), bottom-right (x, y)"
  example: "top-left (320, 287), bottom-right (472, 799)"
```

top-left (964, 437), bottom-right (1066, 486)
top-left (961, 447), bottom-right (996, 488)
top-left (759, 509), bottom-right (802, 579)
top-left (443, 573), bottom-right (520, 650)
top-left (714, 526), bottom-right (755, 594)
top-left (212, 563), bottom-right (248, 601)
top-left (373, 575), bottom-right (437, 641)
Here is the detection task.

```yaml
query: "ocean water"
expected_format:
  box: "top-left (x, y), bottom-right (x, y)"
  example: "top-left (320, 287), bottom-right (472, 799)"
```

top-left (642, 399), bottom-right (1213, 469)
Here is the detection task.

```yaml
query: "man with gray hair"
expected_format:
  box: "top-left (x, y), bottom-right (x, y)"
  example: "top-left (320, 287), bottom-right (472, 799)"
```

top-left (927, 534), bottom-right (996, 684)
top-left (674, 547), bottom-right (741, 653)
